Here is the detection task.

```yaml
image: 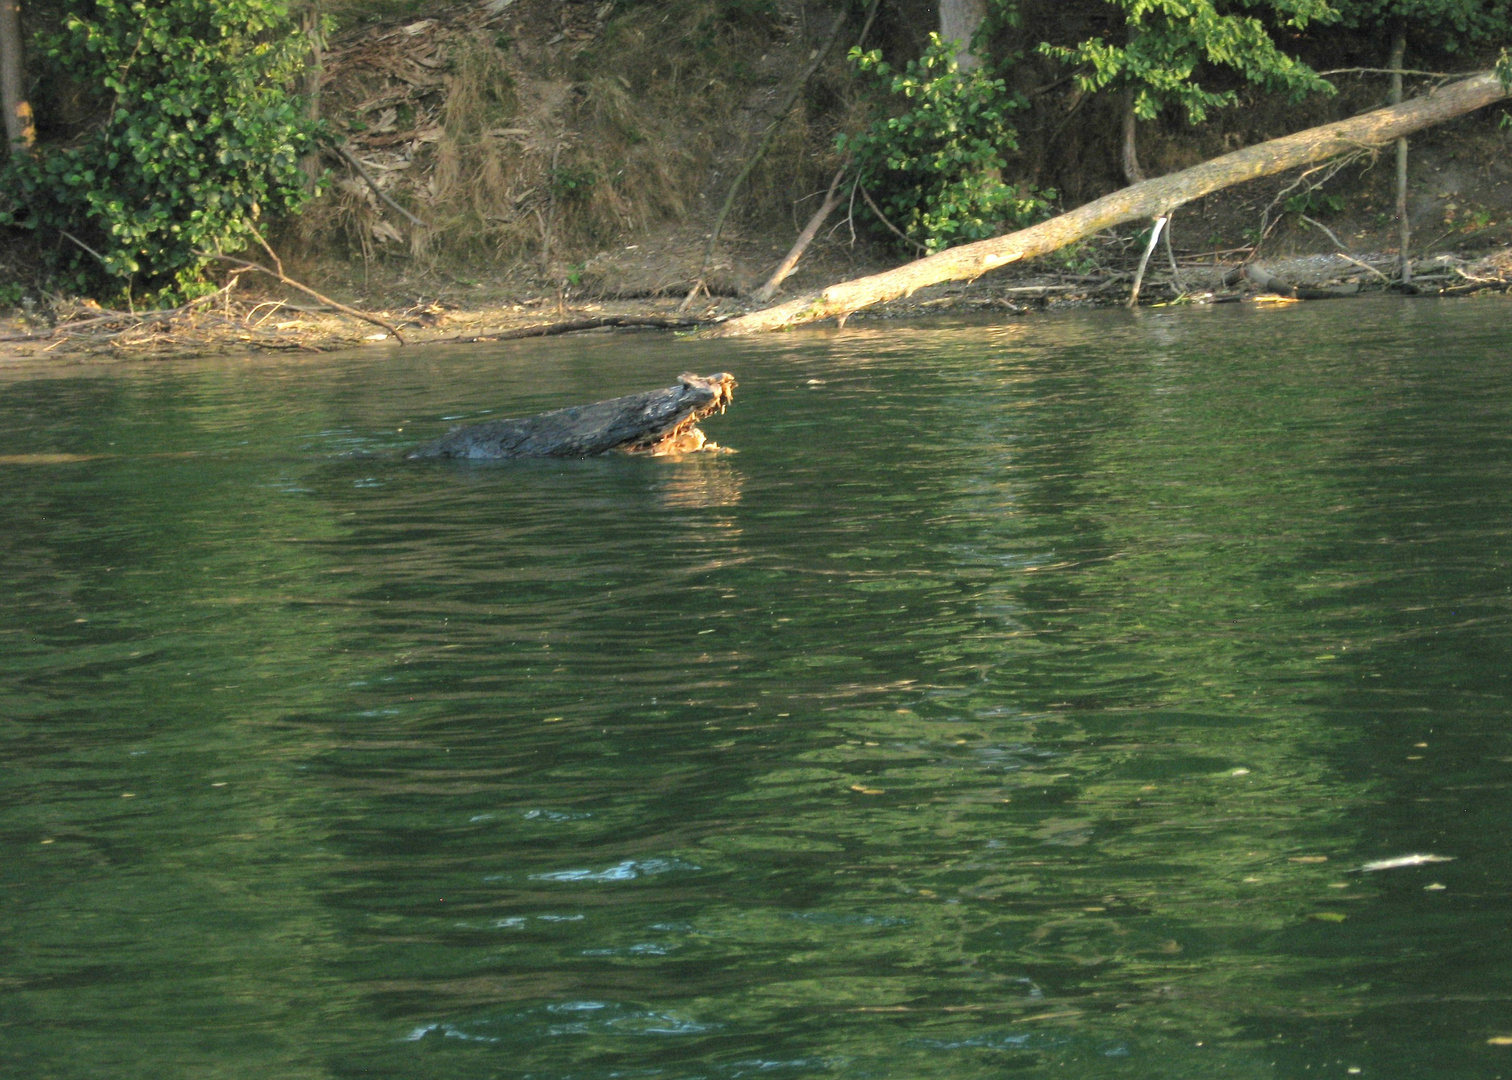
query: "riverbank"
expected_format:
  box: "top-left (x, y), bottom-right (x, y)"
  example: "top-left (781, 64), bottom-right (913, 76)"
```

top-left (3, 236), bottom-right (1508, 362)
top-left (3, 0), bottom-right (1510, 361)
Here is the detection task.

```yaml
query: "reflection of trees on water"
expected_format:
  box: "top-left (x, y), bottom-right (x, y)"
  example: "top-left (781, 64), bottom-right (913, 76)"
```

top-left (666, 312), bottom-right (1407, 1068)
top-left (0, 365), bottom-right (384, 1077)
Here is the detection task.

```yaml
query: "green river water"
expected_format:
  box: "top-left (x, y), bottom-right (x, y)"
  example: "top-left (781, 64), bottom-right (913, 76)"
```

top-left (2, 296), bottom-right (1511, 1079)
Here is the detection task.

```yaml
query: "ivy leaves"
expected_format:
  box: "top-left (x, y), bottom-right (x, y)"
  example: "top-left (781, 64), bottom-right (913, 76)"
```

top-left (838, 38), bottom-right (1055, 254)
top-left (2, 0), bottom-right (319, 299)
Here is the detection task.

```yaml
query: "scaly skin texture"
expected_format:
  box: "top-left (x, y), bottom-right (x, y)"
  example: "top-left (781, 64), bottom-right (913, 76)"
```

top-left (408, 372), bottom-right (736, 460)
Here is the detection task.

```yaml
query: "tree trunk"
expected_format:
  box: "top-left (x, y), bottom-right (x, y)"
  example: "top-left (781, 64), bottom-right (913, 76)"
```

top-left (408, 373), bottom-right (737, 460)
top-left (939, 0), bottom-right (988, 72)
top-left (1121, 86), bottom-right (1145, 185)
top-left (753, 166), bottom-right (847, 303)
top-left (300, 2), bottom-right (326, 193)
top-left (937, 0), bottom-right (1002, 191)
top-left (1389, 28), bottom-right (1411, 285)
top-left (706, 71), bottom-right (1509, 337)
top-left (1119, 23), bottom-right (1146, 185)
top-left (0, 0), bottom-right (35, 157)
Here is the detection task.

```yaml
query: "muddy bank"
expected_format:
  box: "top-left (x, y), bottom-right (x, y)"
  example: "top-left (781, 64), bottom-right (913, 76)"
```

top-left (2, 237), bottom-right (1509, 364)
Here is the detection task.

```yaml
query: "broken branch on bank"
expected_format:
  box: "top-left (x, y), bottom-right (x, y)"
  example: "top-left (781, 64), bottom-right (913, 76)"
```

top-left (753, 165), bottom-right (849, 303)
top-left (327, 140), bottom-right (428, 230)
top-left (679, 0), bottom-right (879, 312)
top-left (439, 315), bottom-right (707, 343)
top-left (200, 251), bottom-right (405, 342)
top-left (1224, 263), bottom-right (1360, 299)
top-left (1126, 216), bottom-right (1167, 308)
top-left (706, 70), bottom-right (1511, 336)
top-left (0, 280), bottom-right (242, 343)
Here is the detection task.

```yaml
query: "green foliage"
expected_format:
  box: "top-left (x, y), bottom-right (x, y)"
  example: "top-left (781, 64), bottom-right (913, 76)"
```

top-left (1037, 0), bottom-right (1337, 124)
top-left (1285, 190), bottom-right (1346, 215)
top-left (551, 164), bottom-right (600, 202)
top-left (0, 0), bottom-right (319, 300)
top-left (1459, 205), bottom-right (1495, 230)
top-left (1498, 47), bottom-right (1512, 89)
top-left (0, 280), bottom-right (30, 308)
top-left (837, 37), bottom-right (1055, 254)
top-left (1051, 240), bottom-right (1103, 274)
top-left (1330, 0), bottom-right (1511, 51)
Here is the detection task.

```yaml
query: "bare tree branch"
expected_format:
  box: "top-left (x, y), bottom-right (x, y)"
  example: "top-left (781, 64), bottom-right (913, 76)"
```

top-left (200, 251), bottom-right (405, 342)
top-left (754, 165), bottom-right (848, 303)
top-left (327, 140), bottom-right (427, 229)
top-left (858, 184), bottom-right (928, 254)
top-left (679, 0), bottom-right (875, 311)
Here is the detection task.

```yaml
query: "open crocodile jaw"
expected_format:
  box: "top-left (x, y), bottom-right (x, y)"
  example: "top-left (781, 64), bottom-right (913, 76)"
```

top-left (625, 372), bottom-right (737, 456)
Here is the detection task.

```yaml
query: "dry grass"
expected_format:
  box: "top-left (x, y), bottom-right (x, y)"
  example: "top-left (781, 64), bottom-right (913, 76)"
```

top-left (426, 33), bottom-right (534, 264)
top-left (291, 0), bottom-right (846, 288)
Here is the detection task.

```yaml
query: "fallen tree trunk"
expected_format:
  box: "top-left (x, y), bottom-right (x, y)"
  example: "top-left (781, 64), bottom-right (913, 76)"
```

top-left (408, 372), bottom-right (736, 460)
top-left (706, 71), bottom-right (1510, 337)
top-left (439, 315), bottom-right (706, 344)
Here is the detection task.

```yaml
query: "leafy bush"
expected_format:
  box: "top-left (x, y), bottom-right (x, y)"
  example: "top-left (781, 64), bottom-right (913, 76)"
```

top-left (838, 37), bottom-right (1055, 254)
top-left (1039, 0), bottom-right (1336, 124)
top-left (1331, 0), bottom-right (1512, 53)
top-left (0, 0), bottom-right (319, 299)
top-left (551, 164), bottom-right (601, 202)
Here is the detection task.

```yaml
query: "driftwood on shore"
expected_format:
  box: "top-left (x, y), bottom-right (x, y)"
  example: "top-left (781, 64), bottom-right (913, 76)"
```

top-left (408, 371), bottom-right (736, 460)
top-left (706, 70), bottom-right (1511, 336)
top-left (1226, 263), bottom-right (1361, 299)
top-left (439, 315), bottom-right (706, 343)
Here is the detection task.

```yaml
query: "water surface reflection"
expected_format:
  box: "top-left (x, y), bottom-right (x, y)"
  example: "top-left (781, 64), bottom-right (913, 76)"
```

top-left (2, 298), bottom-right (1511, 1078)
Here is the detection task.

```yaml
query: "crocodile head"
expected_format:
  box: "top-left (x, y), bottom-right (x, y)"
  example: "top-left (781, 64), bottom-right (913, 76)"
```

top-left (625, 371), bottom-right (737, 456)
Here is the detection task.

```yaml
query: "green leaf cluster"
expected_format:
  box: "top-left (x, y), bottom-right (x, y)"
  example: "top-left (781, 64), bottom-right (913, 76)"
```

top-left (1329, 0), bottom-right (1511, 50)
top-left (837, 37), bottom-right (1055, 255)
top-left (1284, 189), bottom-right (1345, 215)
top-left (1038, 0), bottom-right (1338, 124)
top-left (0, 0), bottom-right (320, 300)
